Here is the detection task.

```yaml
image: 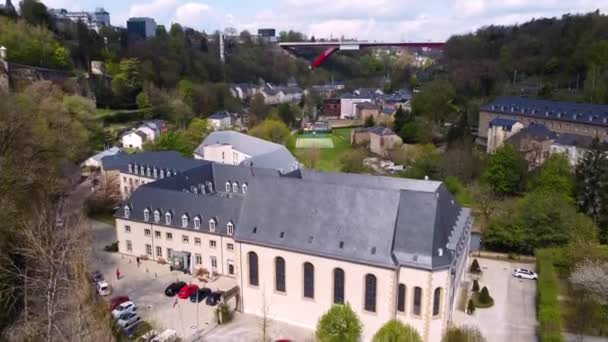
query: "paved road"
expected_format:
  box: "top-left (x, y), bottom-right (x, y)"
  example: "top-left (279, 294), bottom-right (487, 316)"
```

top-left (453, 258), bottom-right (537, 342)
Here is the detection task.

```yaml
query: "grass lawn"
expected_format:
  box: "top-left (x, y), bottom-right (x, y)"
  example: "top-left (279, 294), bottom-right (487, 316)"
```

top-left (95, 108), bottom-right (142, 119)
top-left (291, 127), bottom-right (354, 172)
top-left (89, 212), bottom-right (115, 226)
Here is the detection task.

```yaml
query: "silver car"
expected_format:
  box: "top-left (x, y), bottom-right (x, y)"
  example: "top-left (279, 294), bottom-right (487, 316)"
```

top-left (111, 301), bottom-right (137, 320)
top-left (116, 312), bottom-right (141, 328)
top-left (512, 268), bottom-right (538, 280)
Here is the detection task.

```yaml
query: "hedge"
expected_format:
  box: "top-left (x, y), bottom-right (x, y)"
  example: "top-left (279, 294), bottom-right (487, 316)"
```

top-left (536, 249), bottom-right (564, 342)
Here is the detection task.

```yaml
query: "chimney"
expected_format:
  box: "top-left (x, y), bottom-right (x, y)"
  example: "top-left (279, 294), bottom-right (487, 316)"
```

top-left (424, 175), bottom-right (429, 181)
top-left (437, 248), bottom-right (443, 257)
top-left (0, 46), bottom-right (6, 60)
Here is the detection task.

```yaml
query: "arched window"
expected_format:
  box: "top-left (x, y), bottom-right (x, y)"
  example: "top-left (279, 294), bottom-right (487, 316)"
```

top-left (232, 182), bottom-right (239, 193)
top-left (165, 212), bottom-right (172, 225)
top-left (193, 216), bottom-right (201, 229)
top-left (397, 284), bottom-right (406, 313)
top-left (242, 183), bottom-right (248, 194)
top-left (248, 252), bottom-right (258, 286)
top-left (225, 181), bottom-right (231, 192)
top-left (227, 222), bottom-right (234, 235)
top-left (413, 286), bottom-right (422, 315)
top-left (123, 205), bottom-right (130, 218)
top-left (143, 208), bottom-right (150, 221)
top-left (303, 262), bottom-right (314, 299)
top-left (275, 257), bottom-right (286, 292)
top-left (364, 274), bottom-right (377, 312)
top-left (181, 214), bottom-right (188, 228)
top-left (154, 210), bottom-right (161, 223)
top-left (209, 218), bottom-right (216, 232)
top-left (433, 287), bottom-right (442, 316)
top-left (333, 268), bottom-right (345, 304)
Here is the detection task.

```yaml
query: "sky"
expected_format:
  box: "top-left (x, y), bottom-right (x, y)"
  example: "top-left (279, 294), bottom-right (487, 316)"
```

top-left (40, 0), bottom-right (607, 41)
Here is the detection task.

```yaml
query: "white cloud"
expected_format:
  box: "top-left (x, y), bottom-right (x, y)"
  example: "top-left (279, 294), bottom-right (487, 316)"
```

top-left (173, 2), bottom-right (213, 29)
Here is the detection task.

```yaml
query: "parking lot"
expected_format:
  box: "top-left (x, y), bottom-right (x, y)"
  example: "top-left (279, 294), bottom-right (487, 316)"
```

top-left (453, 258), bottom-right (537, 342)
top-left (90, 220), bottom-right (231, 340)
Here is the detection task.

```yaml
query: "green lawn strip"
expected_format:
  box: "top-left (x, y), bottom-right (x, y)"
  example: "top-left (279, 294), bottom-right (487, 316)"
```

top-left (536, 248), bottom-right (565, 342)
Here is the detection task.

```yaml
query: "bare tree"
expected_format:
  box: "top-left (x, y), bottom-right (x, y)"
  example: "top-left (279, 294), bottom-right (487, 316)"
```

top-left (259, 289), bottom-right (272, 342)
top-left (569, 259), bottom-right (608, 304)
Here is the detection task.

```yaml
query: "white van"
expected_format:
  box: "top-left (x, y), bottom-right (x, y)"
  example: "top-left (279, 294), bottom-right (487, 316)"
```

top-left (96, 280), bottom-right (112, 296)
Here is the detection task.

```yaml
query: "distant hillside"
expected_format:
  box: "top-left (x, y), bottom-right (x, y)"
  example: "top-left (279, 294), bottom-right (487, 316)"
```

top-left (444, 11), bottom-right (608, 103)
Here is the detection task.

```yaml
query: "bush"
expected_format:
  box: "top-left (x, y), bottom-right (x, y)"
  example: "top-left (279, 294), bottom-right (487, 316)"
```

top-left (472, 279), bottom-right (480, 292)
top-left (442, 326), bottom-right (486, 342)
top-left (470, 259), bottom-right (481, 274)
top-left (316, 304), bottom-right (362, 342)
top-left (467, 299), bottom-right (476, 315)
top-left (103, 241), bottom-right (118, 252)
top-left (372, 320), bottom-right (421, 342)
top-left (474, 287), bottom-right (494, 308)
top-left (536, 249), bottom-right (565, 342)
top-left (215, 303), bottom-right (232, 324)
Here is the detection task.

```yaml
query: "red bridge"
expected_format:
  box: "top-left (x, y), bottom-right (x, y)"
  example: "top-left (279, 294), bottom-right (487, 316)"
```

top-left (279, 41), bottom-right (445, 68)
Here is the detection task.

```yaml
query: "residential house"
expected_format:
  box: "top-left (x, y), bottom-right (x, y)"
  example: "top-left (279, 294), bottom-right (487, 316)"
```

top-left (550, 133), bottom-right (592, 167)
top-left (121, 130), bottom-right (148, 149)
top-left (351, 127), bottom-right (403, 157)
top-left (356, 102), bottom-right (381, 121)
top-left (208, 111), bottom-right (232, 130)
top-left (115, 157), bottom-right (472, 341)
top-left (506, 123), bottom-right (557, 169)
top-left (194, 131), bottom-right (299, 173)
top-left (82, 146), bottom-right (122, 169)
top-left (121, 120), bottom-right (166, 149)
top-left (486, 118), bottom-right (524, 153)
top-left (321, 98), bottom-right (341, 117)
top-left (340, 93), bottom-right (374, 119)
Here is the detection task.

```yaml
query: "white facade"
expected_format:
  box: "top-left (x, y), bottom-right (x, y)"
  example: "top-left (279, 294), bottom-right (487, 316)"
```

top-left (209, 117), bottom-right (231, 131)
top-left (550, 143), bottom-right (588, 167)
top-left (121, 131), bottom-right (145, 149)
top-left (137, 125), bottom-right (157, 141)
top-left (486, 121), bottom-right (524, 153)
top-left (341, 97), bottom-right (373, 119)
top-left (194, 144), bottom-right (250, 166)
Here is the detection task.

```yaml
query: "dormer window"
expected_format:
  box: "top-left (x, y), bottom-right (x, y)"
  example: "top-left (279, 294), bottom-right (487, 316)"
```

top-left (242, 183), bottom-right (248, 194)
top-left (193, 187), bottom-right (198, 194)
top-left (128, 164), bottom-right (133, 173)
top-left (140, 167), bottom-right (145, 176)
top-left (143, 208), bottom-right (150, 221)
top-left (227, 222), bottom-right (234, 235)
top-left (153, 168), bottom-right (157, 178)
top-left (209, 218), bottom-right (216, 232)
top-left (181, 214), bottom-right (188, 227)
top-left (165, 212), bottom-right (172, 225)
top-left (146, 167), bottom-right (151, 177)
top-left (232, 182), bottom-right (239, 193)
top-left (225, 181), bottom-right (231, 192)
top-left (160, 170), bottom-right (165, 179)
top-left (134, 165), bottom-right (139, 174)
top-left (123, 205), bottom-right (130, 218)
top-left (154, 210), bottom-right (161, 223)
top-left (166, 171), bottom-right (171, 177)
top-left (194, 216), bottom-right (201, 229)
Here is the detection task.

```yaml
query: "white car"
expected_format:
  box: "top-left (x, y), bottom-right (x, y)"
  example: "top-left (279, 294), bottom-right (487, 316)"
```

top-left (512, 268), bottom-right (538, 280)
top-left (116, 312), bottom-right (140, 328)
top-left (111, 301), bottom-right (137, 320)
top-left (96, 281), bottom-right (112, 296)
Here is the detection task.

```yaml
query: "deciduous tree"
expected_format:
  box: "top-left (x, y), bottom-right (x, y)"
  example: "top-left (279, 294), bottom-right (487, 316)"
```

top-left (316, 304), bottom-right (362, 342)
top-left (372, 320), bottom-right (421, 342)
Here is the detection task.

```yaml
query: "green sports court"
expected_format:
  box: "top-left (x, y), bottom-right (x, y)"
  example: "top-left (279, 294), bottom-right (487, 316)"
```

top-left (295, 136), bottom-right (335, 149)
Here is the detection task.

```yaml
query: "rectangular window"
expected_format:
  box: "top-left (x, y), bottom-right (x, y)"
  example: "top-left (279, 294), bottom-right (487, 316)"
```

top-left (211, 256), bottom-right (218, 269)
top-left (166, 232), bottom-right (173, 240)
top-left (155, 231), bottom-right (161, 238)
top-left (227, 243), bottom-right (234, 250)
top-left (413, 287), bottom-right (422, 315)
top-left (397, 284), bottom-right (406, 312)
top-left (194, 237), bottom-right (201, 246)
top-left (182, 235), bottom-right (189, 243)
top-left (145, 244), bottom-right (152, 256)
top-left (167, 248), bottom-right (172, 259)
top-left (144, 228), bottom-right (151, 237)
top-left (209, 240), bottom-right (216, 248)
top-left (156, 246), bottom-right (162, 257)
top-left (126, 240), bottom-right (132, 252)
top-left (195, 254), bottom-right (202, 265)
top-left (228, 260), bottom-right (235, 275)
top-left (124, 225), bottom-right (131, 233)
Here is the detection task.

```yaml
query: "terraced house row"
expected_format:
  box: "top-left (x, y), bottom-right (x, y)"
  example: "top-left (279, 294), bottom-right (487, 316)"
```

top-left (103, 152), bottom-right (473, 341)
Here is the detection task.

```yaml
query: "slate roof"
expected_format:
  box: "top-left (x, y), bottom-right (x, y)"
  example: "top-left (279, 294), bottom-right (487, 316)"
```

top-left (194, 131), bottom-right (299, 172)
top-left (356, 101), bottom-right (378, 110)
top-left (552, 133), bottom-right (593, 148)
top-left (489, 118), bottom-right (520, 129)
top-left (507, 123), bottom-right (556, 145)
top-left (482, 96), bottom-right (608, 126)
top-left (101, 151), bottom-right (207, 174)
top-left (209, 111), bottom-right (231, 120)
top-left (88, 146), bottom-right (122, 163)
top-left (368, 126), bottom-right (398, 136)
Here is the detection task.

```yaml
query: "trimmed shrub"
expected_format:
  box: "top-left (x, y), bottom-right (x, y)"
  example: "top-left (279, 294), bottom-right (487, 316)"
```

top-left (215, 303), bottom-right (232, 324)
top-left (470, 259), bottom-right (481, 274)
top-left (467, 299), bottom-right (476, 315)
top-left (536, 249), bottom-right (565, 342)
top-left (442, 326), bottom-right (486, 342)
top-left (372, 320), bottom-right (422, 342)
top-left (474, 286), bottom-right (494, 308)
top-left (472, 279), bottom-right (480, 292)
top-left (316, 304), bottom-right (362, 342)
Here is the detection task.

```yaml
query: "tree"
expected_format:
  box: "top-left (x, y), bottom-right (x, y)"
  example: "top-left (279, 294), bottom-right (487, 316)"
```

top-left (466, 300), bottom-right (476, 315)
top-left (278, 103), bottom-right (295, 127)
top-left (20, 0), bottom-right (53, 29)
top-left (111, 58), bottom-right (143, 107)
top-left (442, 326), bottom-right (486, 342)
top-left (472, 279), bottom-right (480, 292)
top-left (402, 144), bottom-right (441, 180)
top-left (576, 139), bottom-right (608, 242)
top-left (569, 259), bottom-right (608, 303)
top-left (250, 119), bottom-right (290, 144)
top-left (481, 144), bottom-right (526, 196)
top-left (372, 320), bottom-right (421, 342)
top-left (411, 80), bottom-right (456, 124)
top-left (470, 259), bottom-right (481, 274)
top-left (340, 148), bottom-right (368, 173)
top-left (250, 93), bottom-right (269, 124)
top-left (315, 304), bottom-right (362, 342)
top-left (477, 287), bottom-right (493, 305)
top-left (364, 115), bottom-right (375, 128)
top-left (393, 107), bottom-right (410, 135)
top-left (136, 91), bottom-right (151, 110)
top-left (531, 153), bottom-right (574, 199)
top-left (182, 118), bottom-right (212, 154)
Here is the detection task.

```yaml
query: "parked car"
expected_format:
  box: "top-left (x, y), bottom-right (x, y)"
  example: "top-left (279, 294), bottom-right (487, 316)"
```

top-left (90, 270), bottom-right (104, 283)
top-left (150, 329), bottom-right (178, 342)
top-left (177, 284), bottom-right (199, 299)
top-left (109, 295), bottom-right (130, 311)
top-left (112, 301), bottom-right (137, 319)
top-left (164, 281), bottom-right (186, 297)
top-left (512, 268), bottom-right (538, 280)
top-left (205, 291), bottom-right (223, 306)
top-left (96, 280), bottom-right (111, 296)
top-left (116, 312), bottom-right (140, 328)
top-left (189, 288), bottom-right (212, 303)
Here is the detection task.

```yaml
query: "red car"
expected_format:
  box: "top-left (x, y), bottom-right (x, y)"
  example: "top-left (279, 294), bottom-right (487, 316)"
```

top-left (177, 284), bottom-right (199, 299)
top-left (109, 295), bottom-right (130, 311)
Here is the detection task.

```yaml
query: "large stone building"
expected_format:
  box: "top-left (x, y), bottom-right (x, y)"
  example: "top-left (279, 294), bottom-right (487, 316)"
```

top-left (478, 96), bottom-right (608, 146)
top-left (108, 153), bottom-right (472, 341)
